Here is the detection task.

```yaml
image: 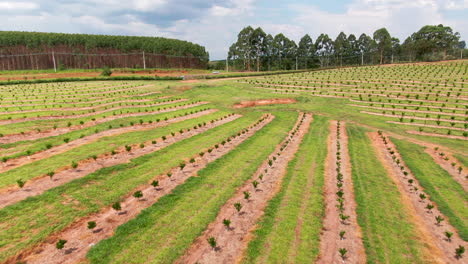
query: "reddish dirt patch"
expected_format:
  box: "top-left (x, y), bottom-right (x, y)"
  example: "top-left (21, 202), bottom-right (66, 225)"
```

top-left (370, 132), bottom-right (465, 263)
top-left (13, 114), bottom-right (274, 264)
top-left (176, 113), bottom-right (311, 264)
top-left (317, 121), bottom-right (366, 264)
top-left (233, 98), bottom-right (296, 108)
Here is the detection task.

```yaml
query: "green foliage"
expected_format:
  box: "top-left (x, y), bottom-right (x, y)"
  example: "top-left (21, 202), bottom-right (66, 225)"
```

top-left (56, 239), bottom-right (67, 250)
top-left (0, 31), bottom-right (209, 59)
top-left (101, 66), bottom-right (112, 77)
top-left (87, 221), bottom-right (97, 230)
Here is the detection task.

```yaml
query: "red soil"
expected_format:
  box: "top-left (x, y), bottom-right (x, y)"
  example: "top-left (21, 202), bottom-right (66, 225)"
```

top-left (177, 113), bottom-right (311, 264)
top-left (370, 132), bottom-right (466, 263)
top-left (0, 101), bottom-right (207, 144)
top-left (406, 130), bottom-right (468, 141)
top-left (317, 121), bottom-right (366, 264)
top-left (233, 98), bottom-right (296, 108)
top-left (0, 109), bottom-right (215, 176)
top-left (14, 114), bottom-right (274, 264)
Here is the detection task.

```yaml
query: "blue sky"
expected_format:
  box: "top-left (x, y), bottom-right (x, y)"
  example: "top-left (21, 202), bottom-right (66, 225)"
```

top-left (1, 0), bottom-right (467, 59)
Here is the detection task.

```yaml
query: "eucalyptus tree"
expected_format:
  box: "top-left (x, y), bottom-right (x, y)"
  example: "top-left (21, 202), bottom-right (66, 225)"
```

top-left (315, 34), bottom-right (334, 67)
top-left (252, 27), bottom-right (267, 72)
top-left (334, 32), bottom-right (349, 67)
top-left (357, 33), bottom-right (374, 64)
top-left (297, 34), bottom-right (315, 69)
top-left (373, 28), bottom-right (392, 64)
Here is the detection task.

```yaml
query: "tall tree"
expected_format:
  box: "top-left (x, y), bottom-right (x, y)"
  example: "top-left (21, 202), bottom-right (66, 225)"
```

top-left (297, 34), bottom-right (315, 69)
top-left (373, 28), bottom-right (392, 64)
top-left (334, 32), bottom-right (349, 66)
top-left (236, 26), bottom-right (255, 70)
top-left (391, 37), bottom-right (401, 63)
top-left (410, 24), bottom-right (460, 59)
top-left (273, 34), bottom-right (296, 70)
top-left (315, 34), bottom-right (334, 67)
top-left (252, 27), bottom-right (267, 72)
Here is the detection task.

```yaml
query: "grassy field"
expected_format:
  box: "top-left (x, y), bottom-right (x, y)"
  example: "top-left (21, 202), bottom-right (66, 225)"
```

top-left (86, 111), bottom-right (297, 263)
top-left (242, 115), bottom-right (328, 263)
top-left (392, 138), bottom-right (468, 240)
top-left (347, 125), bottom-right (435, 263)
top-left (0, 60), bottom-right (466, 263)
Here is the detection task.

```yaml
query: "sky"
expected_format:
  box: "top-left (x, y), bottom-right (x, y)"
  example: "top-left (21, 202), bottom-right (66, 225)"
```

top-left (1, 0), bottom-right (467, 59)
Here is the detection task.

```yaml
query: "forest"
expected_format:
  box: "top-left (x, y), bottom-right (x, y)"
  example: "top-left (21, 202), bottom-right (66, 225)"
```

top-left (224, 24), bottom-right (466, 71)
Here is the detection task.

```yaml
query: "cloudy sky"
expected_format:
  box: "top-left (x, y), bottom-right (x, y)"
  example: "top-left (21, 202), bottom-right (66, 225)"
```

top-left (2, 0), bottom-right (467, 59)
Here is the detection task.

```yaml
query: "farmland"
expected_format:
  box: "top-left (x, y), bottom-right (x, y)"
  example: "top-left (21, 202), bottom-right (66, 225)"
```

top-left (0, 60), bottom-right (466, 264)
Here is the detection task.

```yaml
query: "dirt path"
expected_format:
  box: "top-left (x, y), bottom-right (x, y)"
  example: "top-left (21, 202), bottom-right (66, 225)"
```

top-left (360, 111), bottom-right (466, 123)
top-left (0, 98), bottom-right (188, 125)
top-left (14, 114), bottom-right (274, 264)
top-left (406, 130), bottom-right (468, 140)
top-left (0, 101), bottom-right (207, 144)
top-left (349, 99), bottom-right (462, 111)
top-left (0, 97), bottom-right (153, 108)
top-left (387, 121), bottom-right (466, 132)
top-left (0, 98), bottom-right (170, 115)
top-left (350, 104), bottom-right (466, 117)
top-left (0, 109), bottom-right (216, 175)
top-left (0, 84), bottom-right (155, 102)
top-left (423, 148), bottom-right (467, 191)
top-left (317, 121), bottom-right (366, 264)
top-left (370, 132), bottom-right (466, 263)
top-left (176, 113), bottom-right (311, 264)
top-left (0, 112), bottom-right (237, 209)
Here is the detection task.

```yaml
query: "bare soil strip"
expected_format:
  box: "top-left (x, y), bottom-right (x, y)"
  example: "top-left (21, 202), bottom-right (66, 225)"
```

top-left (349, 99), bottom-right (462, 111)
top-left (0, 101), bottom-right (208, 144)
top-left (0, 112), bottom-right (237, 209)
top-left (370, 132), bottom-right (466, 263)
top-left (0, 109), bottom-right (216, 175)
top-left (317, 121), bottom-right (366, 264)
top-left (423, 148), bottom-right (467, 191)
top-left (0, 84), bottom-right (154, 102)
top-left (361, 111), bottom-right (466, 123)
top-left (0, 99), bottom-right (188, 125)
top-left (0, 97), bottom-right (153, 108)
top-left (350, 104), bottom-right (466, 117)
top-left (233, 98), bottom-right (296, 108)
top-left (406, 130), bottom-right (467, 141)
top-left (16, 114), bottom-right (274, 264)
top-left (176, 113), bottom-right (312, 264)
top-left (0, 98), bottom-right (170, 115)
top-left (387, 121), bottom-right (467, 131)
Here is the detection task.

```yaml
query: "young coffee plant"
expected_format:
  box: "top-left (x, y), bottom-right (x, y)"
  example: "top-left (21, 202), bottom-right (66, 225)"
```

top-left (207, 237), bottom-right (217, 250)
top-left (56, 239), bottom-right (67, 250)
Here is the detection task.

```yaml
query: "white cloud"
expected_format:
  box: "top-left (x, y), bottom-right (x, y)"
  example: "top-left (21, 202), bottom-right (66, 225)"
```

top-left (0, 1), bottom-right (38, 10)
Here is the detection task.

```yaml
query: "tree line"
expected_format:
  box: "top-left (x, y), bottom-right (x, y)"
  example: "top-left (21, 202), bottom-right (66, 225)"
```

top-left (0, 31), bottom-right (209, 60)
top-left (225, 24), bottom-right (465, 71)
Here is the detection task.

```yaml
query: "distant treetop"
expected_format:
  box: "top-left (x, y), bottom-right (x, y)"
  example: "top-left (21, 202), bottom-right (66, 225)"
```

top-left (0, 31), bottom-right (209, 60)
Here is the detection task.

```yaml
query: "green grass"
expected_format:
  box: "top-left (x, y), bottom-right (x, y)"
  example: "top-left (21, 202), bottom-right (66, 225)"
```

top-left (86, 111), bottom-right (297, 264)
top-left (347, 124), bottom-right (433, 263)
top-left (453, 153), bottom-right (468, 168)
top-left (0, 113), bottom-right (260, 262)
top-left (242, 115), bottom-right (328, 264)
top-left (391, 138), bottom-right (468, 241)
top-left (0, 100), bottom-right (200, 134)
top-left (0, 104), bottom-right (209, 160)
top-left (0, 109), bottom-right (224, 188)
